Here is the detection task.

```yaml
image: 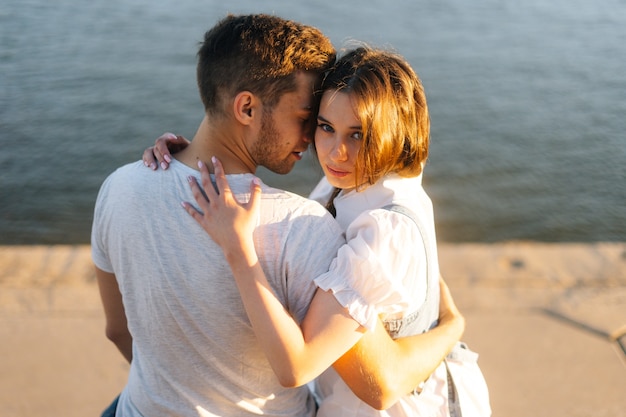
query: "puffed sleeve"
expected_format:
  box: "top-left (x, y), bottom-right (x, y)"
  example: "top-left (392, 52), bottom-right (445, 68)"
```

top-left (314, 209), bottom-right (426, 331)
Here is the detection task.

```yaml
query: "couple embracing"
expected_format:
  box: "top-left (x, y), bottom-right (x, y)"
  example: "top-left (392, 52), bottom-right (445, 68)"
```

top-left (93, 13), bottom-right (489, 417)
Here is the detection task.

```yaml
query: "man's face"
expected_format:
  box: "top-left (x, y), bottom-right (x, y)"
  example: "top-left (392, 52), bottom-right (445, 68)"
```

top-left (251, 71), bottom-right (318, 175)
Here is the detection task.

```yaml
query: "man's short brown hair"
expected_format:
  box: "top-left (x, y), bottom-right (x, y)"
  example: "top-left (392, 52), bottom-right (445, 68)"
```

top-left (197, 14), bottom-right (336, 116)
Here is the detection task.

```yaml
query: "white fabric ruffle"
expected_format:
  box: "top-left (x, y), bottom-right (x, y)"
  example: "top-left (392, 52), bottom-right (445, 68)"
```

top-left (314, 209), bottom-right (424, 331)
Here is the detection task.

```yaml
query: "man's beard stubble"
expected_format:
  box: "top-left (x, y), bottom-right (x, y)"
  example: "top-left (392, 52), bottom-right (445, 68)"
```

top-left (251, 110), bottom-right (296, 175)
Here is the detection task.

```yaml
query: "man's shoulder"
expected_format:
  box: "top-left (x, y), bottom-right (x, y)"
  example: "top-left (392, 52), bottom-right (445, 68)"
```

top-left (105, 160), bottom-right (147, 178)
top-left (99, 160), bottom-right (145, 186)
top-left (256, 185), bottom-right (342, 239)
top-left (260, 185), bottom-right (334, 219)
top-left (96, 160), bottom-right (169, 205)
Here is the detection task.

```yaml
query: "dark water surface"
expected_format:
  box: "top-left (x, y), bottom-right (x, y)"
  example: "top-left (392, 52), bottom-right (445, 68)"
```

top-left (1, 0), bottom-right (625, 244)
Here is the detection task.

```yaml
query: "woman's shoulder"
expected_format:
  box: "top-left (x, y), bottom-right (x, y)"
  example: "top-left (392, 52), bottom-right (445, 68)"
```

top-left (344, 206), bottom-right (423, 252)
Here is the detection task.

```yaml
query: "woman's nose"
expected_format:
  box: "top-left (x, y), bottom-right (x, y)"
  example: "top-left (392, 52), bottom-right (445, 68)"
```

top-left (330, 140), bottom-right (348, 161)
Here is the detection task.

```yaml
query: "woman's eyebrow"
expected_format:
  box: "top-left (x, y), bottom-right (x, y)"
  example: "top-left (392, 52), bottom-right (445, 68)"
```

top-left (317, 113), bottom-right (361, 130)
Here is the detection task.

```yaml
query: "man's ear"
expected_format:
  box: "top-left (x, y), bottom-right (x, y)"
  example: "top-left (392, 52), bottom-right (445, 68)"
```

top-left (233, 91), bottom-right (258, 125)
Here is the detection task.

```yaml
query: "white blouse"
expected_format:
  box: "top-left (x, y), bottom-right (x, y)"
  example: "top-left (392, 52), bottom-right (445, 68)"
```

top-left (309, 173), bottom-right (448, 417)
top-left (310, 173), bottom-right (440, 331)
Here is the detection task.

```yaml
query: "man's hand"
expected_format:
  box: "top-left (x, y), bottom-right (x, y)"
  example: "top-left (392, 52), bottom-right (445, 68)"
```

top-left (438, 276), bottom-right (465, 336)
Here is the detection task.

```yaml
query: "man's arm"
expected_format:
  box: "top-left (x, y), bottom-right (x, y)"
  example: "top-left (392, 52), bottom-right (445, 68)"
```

top-left (332, 277), bottom-right (464, 410)
top-left (96, 267), bottom-right (133, 363)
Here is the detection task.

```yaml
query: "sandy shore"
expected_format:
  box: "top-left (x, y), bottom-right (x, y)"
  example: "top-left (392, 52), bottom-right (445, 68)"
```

top-left (1, 243), bottom-right (625, 416)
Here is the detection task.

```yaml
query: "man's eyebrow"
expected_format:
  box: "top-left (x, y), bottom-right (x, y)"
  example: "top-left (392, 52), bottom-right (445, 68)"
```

top-left (298, 105), bottom-right (312, 114)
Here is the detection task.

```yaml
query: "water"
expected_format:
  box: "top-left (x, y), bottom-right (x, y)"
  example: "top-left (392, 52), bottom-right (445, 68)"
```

top-left (1, 0), bottom-right (625, 244)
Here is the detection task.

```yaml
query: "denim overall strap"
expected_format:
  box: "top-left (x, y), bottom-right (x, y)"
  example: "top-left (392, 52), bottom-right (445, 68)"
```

top-left (382, 204), bottom-right (462, 417)
top-left (381, 204), bottom-right (440, 338)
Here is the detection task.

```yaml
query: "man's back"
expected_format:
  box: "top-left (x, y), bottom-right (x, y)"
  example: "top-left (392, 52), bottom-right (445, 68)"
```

top-left (92, 159), bottom-right (344, 416)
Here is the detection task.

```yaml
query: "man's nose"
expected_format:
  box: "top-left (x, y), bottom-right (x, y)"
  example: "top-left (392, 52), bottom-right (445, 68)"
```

top-left (302, 124), bottom-right (315, 144)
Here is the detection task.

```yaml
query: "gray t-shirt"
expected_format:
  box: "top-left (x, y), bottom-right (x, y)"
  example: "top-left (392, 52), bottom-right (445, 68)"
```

top-left (92, 160), bottom-right (344, 417)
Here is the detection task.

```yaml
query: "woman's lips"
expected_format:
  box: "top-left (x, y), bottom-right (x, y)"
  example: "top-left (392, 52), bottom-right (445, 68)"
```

top-left (325, 165), bottom-right (349, 178)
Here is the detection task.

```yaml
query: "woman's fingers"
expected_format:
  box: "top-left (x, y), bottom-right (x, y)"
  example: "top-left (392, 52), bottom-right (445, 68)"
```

top-left (210, 156), bottom-right (233, 200)
top-left (180, 199), bottom-right (204, 225)
top-left (197, 160), bottom-right (220, 203)
top-left (181, 156), bottom-right (262, 253)
top-left (187, 175), bottom-right (210, 213)
top-left (142, 133), bottom-right (179, 170)
top-left (186, 157), bottom-right (232, 217)
top-left (153, 133), bottom-right (177, 169)
top-left (144, 132), bottom-right (191, 170)
top-left (247, 176), bottom-right (262, 212)
top-left (142, 147), bottom-right (158, 170)
top-left (181, 174), bottom-right (207, 226)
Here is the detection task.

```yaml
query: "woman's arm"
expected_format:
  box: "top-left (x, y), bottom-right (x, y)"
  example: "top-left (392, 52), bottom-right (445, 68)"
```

top-left (331, 276), bottom-right (464, 410)
top-left (183, 157), bottom-right (464, 405)
top-left (182, 157), bottom-right (366, 387)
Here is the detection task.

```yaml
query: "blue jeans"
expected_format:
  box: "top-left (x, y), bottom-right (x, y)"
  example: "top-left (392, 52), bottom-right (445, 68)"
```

top-left (101, 395), bottom-right (119, 417)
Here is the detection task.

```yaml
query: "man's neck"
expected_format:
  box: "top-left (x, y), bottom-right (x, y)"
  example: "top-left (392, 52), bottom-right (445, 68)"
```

top-left (175, 116), bottom-right (257, 174)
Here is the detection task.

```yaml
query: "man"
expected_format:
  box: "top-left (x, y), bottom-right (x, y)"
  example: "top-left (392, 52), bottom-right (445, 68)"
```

top-left (93, 14), bottom-right (463, 417)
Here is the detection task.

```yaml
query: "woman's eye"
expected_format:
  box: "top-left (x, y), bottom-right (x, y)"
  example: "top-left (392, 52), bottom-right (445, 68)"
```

top-left (317, 123), bottom-right (333, 133)
top-left (352, 131), bottom-right (363, 140)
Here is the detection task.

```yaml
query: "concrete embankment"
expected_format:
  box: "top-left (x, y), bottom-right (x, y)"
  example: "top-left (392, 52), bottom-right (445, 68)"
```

top-left (1, 243), bottom-right (625, 417)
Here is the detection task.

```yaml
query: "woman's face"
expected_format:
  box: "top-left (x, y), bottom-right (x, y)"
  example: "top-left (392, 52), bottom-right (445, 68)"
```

top-left (314, 90), bottom-right (363, 191)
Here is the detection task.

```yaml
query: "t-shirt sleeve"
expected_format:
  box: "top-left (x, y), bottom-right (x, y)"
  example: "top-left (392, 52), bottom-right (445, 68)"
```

top-left (91, 175), bottom-right (114, 273)
top-left (281, 203), bottom-right (346, 324)
top-left (314, 209), bottom-right (425, 331)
